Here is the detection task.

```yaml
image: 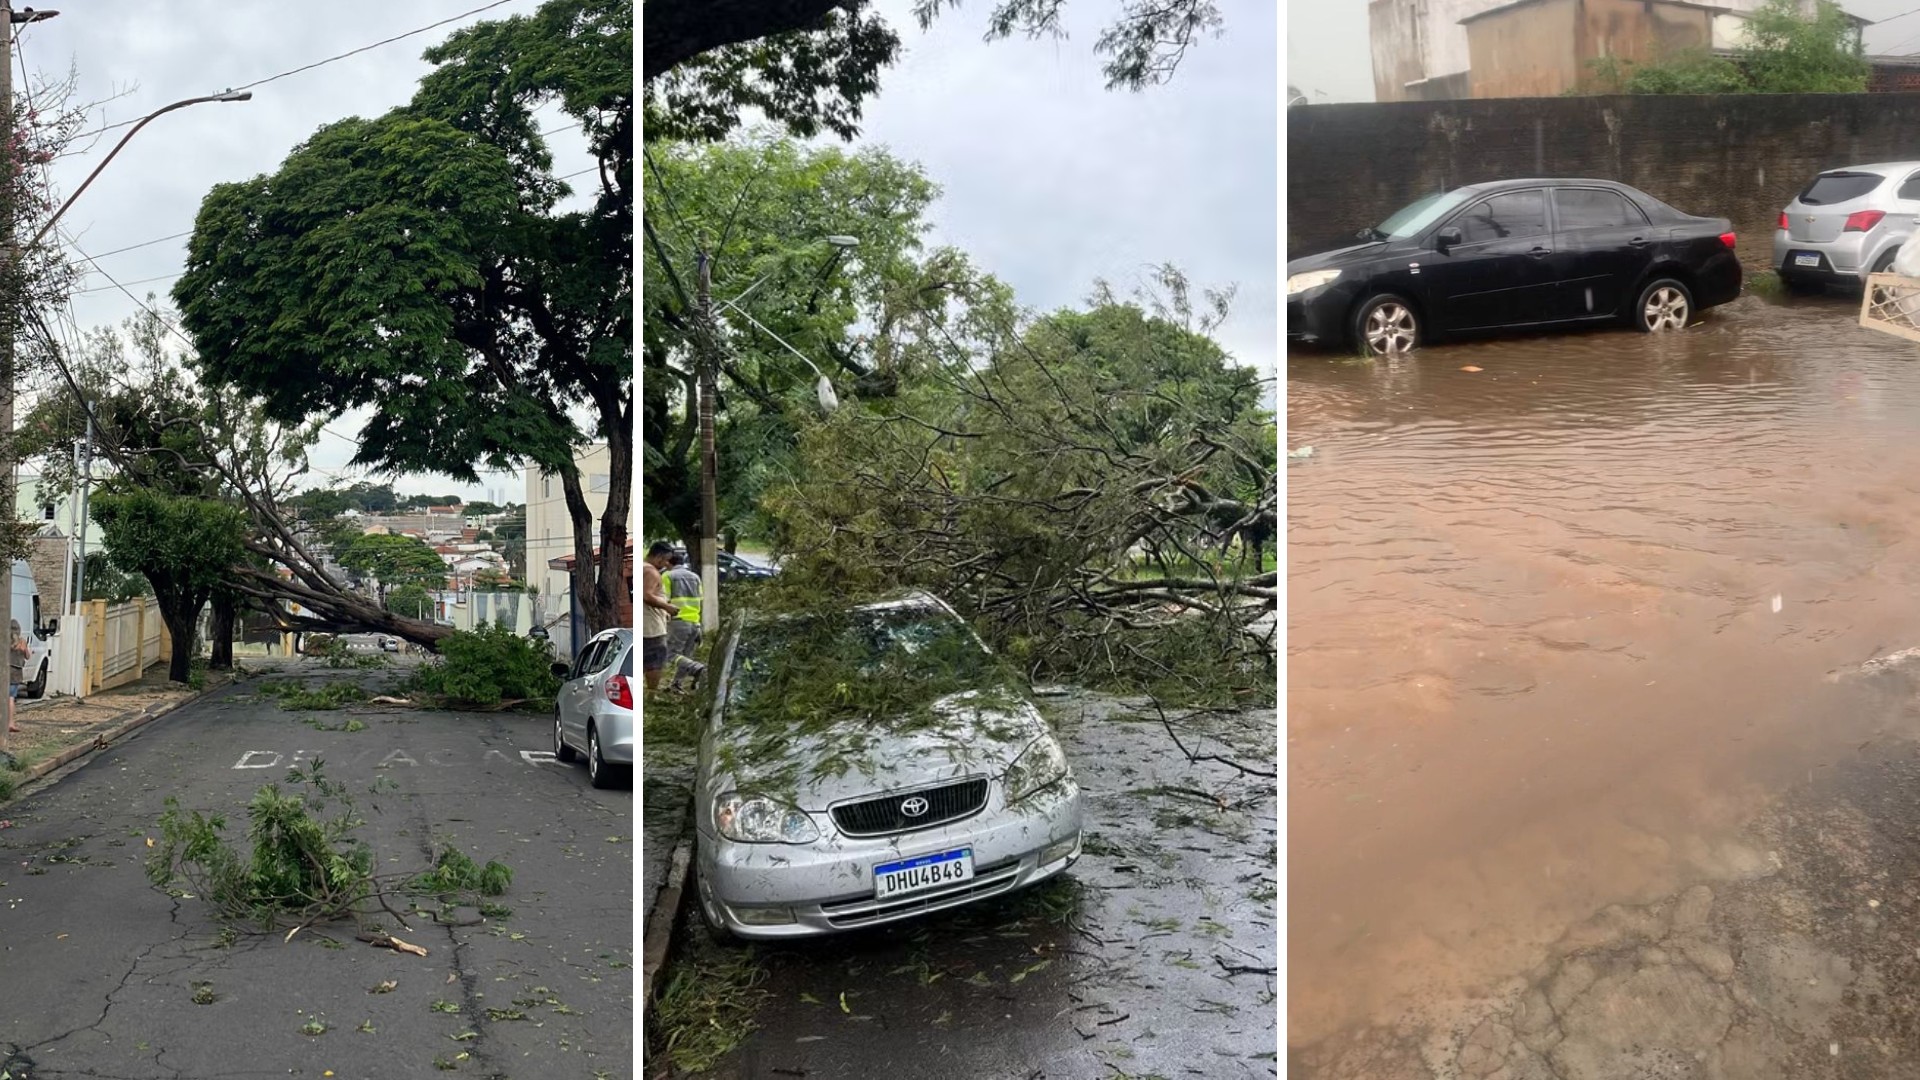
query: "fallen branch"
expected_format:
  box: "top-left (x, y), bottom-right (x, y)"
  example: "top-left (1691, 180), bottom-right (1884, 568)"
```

top-left (1151, 699), bottom-right (1277, 780)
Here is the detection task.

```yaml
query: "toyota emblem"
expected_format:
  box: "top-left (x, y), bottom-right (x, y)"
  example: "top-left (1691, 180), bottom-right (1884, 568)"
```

top-left (899, 796), bottom-right (930, 818)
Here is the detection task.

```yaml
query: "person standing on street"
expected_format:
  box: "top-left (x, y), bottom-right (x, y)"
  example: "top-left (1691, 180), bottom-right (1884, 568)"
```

top-left (664, 552), bottom-right (706, 691)
top-left (8, 620), bottom-right (28, 737)
top-left (642, 542), bottom-right (678, 693)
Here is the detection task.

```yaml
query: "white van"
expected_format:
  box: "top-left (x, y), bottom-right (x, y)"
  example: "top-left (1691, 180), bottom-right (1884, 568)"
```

top-left (10, 560), bottom-right (57, 699)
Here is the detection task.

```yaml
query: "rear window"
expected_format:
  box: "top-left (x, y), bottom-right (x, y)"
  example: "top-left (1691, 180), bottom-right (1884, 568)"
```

top-left (618, 648), bottom-right (632, 677)
top-left (1800, 172), bottom-right (1885, 205)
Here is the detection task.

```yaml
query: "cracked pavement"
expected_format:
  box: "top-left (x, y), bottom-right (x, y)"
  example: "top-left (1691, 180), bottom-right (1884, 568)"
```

top-left (0, 668), bottom-right (631, 1080)
top-left (667, 693), bottom-right (1277, 1079)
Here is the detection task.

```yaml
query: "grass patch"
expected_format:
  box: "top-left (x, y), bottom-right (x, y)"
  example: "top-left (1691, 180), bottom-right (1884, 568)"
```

top-left (0, 774), bottom-right (14, 802)
top-left (650, 933), bottom-right (768, 1074)
top-left (1747, 270), bottom-right (1787, 299)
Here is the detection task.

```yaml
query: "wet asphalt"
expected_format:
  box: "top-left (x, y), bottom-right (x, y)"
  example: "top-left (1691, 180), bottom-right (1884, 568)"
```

top-left (0, 664), bottom-right (632, 1080)
top-left (668, 693), bottom-right (1277, 1080)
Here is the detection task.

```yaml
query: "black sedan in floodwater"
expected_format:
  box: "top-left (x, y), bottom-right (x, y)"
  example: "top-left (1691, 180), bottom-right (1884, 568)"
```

top-left (1288, 179), bottom-right (1742, 356)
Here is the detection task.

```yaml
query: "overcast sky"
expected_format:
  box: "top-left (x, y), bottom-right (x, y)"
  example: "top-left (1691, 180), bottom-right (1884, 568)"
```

top-left (1289, 0), bottom-right (1920, 105)
top-left (17, 0), bottom-right (590, 505)
top-left (836, 0), bottom-right (1277, 378)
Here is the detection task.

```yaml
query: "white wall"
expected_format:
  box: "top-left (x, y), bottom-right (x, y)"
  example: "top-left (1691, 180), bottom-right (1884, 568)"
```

top-left (524, 443), bottom-right (613, 644)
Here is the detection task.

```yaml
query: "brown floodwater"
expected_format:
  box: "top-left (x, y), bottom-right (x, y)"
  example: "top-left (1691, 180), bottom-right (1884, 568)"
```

top-left (1287, 294), bottom-right (1920, 1048)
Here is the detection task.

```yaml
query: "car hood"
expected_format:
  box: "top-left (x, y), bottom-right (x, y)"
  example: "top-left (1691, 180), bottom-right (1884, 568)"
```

top-left (708, 689), bottom-right (1053, 810)
top-left (1289, 240), bottom-right (1396, 275)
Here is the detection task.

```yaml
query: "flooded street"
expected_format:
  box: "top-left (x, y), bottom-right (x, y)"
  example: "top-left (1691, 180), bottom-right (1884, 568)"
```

top-left (1287, 292), bottom-right (1920, 1062)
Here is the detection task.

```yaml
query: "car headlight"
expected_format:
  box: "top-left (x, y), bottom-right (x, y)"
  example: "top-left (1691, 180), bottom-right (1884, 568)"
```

top-left (1003, 735), bottom-right (1070, 803)
top-left (714, 792), bottom-right (820, 844)
top-left (1287, 269), bottom-right (1341, 296)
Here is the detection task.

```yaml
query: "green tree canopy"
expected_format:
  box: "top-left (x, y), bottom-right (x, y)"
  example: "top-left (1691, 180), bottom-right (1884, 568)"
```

top-left (90, 490), bottom-right (248, 683)
top-left (644, 135), bottom-right (955, 552)
top-left (339, 534), bottom-right (448, 594)
top-left (386, 583), bottom-right (436, 620)
top-left (643, 0), bottom-right (1226, 142)
top-left (175, 0), bottom-right (631, 638)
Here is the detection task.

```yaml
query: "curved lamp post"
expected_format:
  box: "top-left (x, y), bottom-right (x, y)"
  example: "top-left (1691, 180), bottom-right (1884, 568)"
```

top-left (26, 89), bottom-right (252, 252)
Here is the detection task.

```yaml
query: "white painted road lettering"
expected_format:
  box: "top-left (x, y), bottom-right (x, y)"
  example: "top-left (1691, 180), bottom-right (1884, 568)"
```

top-left (232, 747), bottom-right (554, 770)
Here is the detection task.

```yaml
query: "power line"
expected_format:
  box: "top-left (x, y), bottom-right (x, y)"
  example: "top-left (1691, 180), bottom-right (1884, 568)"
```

top-left (74, 271), bottom-right (181, 295)
top-left (63, 0), bottom-right (531, 141)
top-left (82, 231), bottom-right (192, 260)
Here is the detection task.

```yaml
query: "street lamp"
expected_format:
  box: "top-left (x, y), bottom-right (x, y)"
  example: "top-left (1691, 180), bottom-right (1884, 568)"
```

top-left (716, 234), bottom-right (858, 415)
top-left (26, 89), bottom-right (252, 252)
top-left (692, 234), bottom-right (858, 633)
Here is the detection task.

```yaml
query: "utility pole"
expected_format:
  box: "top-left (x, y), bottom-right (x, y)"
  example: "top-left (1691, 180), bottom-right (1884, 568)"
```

top-left (2, 0), bottom-right (18, 754)
top-left (695, 248), bottom-right (719, 634)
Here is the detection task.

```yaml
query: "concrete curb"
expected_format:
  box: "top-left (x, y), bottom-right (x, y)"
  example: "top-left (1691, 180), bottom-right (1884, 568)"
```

top-left (11, 683), bottom-right (221, 792)
top-left (641, 829), bottom-right (693, 1015)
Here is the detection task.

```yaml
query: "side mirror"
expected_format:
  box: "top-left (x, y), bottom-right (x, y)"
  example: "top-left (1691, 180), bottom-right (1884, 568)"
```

top-left (550, 662), bottom-right (571, 679)
top-left (1435, 227), bottom-right (1463, 253)
top-left (41, 618), bottom-right (57, 636)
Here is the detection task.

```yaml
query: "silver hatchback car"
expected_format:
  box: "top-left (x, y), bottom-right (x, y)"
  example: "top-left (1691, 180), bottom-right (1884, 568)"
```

top-left (552, 627), bottom-right (633, 789)
top-left (693, 593), bottom-right (1084, 940)
top-left (1775, 163), bottom-right (1920, 292)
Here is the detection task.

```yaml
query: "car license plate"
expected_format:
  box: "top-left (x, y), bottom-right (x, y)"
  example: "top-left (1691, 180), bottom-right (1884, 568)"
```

top-left (873, 848), bottom-right (974, 900)
top-left (1795, 253), bottom-right (1821, 267)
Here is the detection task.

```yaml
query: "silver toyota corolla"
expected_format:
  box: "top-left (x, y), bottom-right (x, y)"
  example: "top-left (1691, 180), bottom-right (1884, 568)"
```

top-left (1774, 162), bottom-right (1920, 292)
top-left (693, 592), bottom-right (1083, 939)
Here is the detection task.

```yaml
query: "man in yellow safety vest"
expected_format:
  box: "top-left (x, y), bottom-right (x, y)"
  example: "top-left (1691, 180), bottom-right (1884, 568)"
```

top-left (664, 552), bottom-right (706, 690)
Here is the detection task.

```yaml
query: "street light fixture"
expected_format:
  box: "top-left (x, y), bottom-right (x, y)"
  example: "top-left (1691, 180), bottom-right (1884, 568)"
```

top-left (27, 89), bottom-right (252, 252)
top-left (692, 234), bottom-right (859, 633)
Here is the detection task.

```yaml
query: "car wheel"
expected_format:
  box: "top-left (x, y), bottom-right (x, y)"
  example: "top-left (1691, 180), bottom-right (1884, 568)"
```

top-left (1352, 294), bottom-right (1421, 356)
top-left (587, 724), bottom-right (625, 790)
top-left (554, 712), bottom-right (578, 763)
top-left (1635, 278), bottom-right (1693, 332)
top-left (24, 660), bottom-right (47, 700)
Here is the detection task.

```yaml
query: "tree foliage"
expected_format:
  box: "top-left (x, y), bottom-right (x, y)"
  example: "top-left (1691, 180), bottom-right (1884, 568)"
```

top-left (643, 136), bottom-right (949, 554)
top-left (760, 274), bottom-right (1274, 704)
top-left (1584, 0), bottom-right (1865, 95)
top-left (90, 489), bottom-right (248, 683)
top-left (643, 0), bottom-right (1225, 142)
top-left (338, 534), bottom-right (448, 595)
top-left (176, 0), bottom-right (632, 638)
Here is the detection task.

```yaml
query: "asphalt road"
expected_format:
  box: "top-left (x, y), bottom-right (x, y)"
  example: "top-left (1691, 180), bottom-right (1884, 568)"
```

top-left (0, 666), bottom-right (632, 1080)
top-left (665, 693), bottom-right (1277, 1079)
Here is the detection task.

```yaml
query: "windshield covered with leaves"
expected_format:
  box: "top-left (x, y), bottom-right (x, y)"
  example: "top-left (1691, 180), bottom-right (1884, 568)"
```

top-left (727, 604), bottom-right (1020, 732)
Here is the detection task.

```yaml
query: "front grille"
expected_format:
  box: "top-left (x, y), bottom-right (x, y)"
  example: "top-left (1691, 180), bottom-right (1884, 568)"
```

top-left (830, 778), bottom-right (989, 837)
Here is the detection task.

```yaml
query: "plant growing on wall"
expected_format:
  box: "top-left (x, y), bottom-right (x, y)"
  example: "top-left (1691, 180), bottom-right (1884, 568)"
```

top-left (1581, 0), bottom-right (1866, 96)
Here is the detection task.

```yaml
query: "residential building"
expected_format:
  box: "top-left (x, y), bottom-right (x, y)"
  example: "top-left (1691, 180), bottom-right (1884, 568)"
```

top-left (1369, 0), bottom-right (1864, 102)
top-left (525, 443), bottom-right (619, 657)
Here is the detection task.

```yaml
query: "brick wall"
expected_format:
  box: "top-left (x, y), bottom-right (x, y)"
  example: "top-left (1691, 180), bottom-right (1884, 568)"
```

top-left (1288, 93), bottom-right (1920, 271)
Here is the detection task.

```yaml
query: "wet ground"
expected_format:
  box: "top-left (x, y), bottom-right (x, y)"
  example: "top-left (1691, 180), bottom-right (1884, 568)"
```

top-left (652, 692), bottom-right (1277, 1079)
top-left (1288, 290), bottom-right (1920, 1072)
top-left (0, 665), bottom-right (631, 1079)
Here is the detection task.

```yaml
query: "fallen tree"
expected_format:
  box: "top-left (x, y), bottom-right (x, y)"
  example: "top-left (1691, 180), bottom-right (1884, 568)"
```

top-left (760, 273), bottom-right (1275, 704)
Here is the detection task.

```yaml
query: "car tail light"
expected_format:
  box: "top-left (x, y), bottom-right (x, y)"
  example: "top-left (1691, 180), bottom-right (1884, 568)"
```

top-left (1845, 210), bottom-right (1885, 233)
top-left (1778, 212), bottom-right (1789, 230)
top-left (605, 674), bottom-right (633, 709)
top-left (1719, 232), bottom-right (1736, 250)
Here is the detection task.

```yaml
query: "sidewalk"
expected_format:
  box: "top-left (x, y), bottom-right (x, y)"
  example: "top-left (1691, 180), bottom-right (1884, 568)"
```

top-left (640, 745), bottom-right (695, 1001)
top-left (0, 665), bottom-right (244, 798)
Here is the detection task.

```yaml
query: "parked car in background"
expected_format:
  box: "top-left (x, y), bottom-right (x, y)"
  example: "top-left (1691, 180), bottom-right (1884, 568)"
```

top-left (669, 546), bottom-right (777, 583)
top-left (693, 592), bottom-right (1083, 940)
top-left (1288, 178), bottom-right (1741, 356)
top-left (552, 627), bottom-right (633, 790)
top-left (1774, 163), bottom-right (1920, 293)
